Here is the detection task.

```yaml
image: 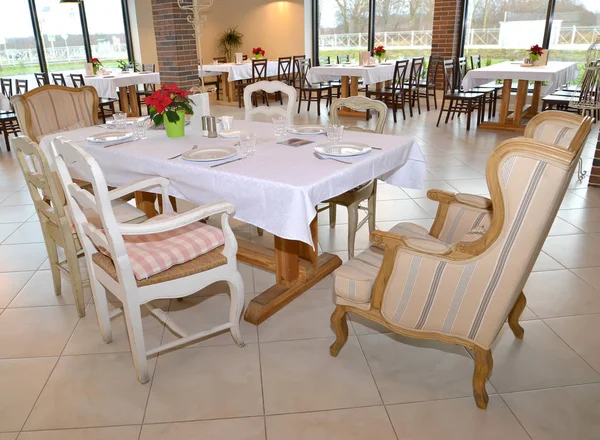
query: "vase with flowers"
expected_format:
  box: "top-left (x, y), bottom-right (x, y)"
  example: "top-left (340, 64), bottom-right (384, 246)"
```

top-left (146, 84), bottom-right (195, 138)
top-left (528, 45), bottom-right (544, 65)
top-left (90, 58), bottom-right (102, 75)
top-left (373, 45), bottom-right (386, 63)
top-left (252, 47), bottom-right (266, 60)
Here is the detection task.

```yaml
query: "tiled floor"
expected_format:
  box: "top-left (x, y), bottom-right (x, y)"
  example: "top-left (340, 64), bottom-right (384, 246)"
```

top-left (0, 102), bottom-right (599, 439)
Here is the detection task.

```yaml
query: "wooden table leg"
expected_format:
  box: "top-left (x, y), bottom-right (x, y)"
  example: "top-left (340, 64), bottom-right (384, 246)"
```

top-left (527, 81), bottom-right (542, 117)
top-left (135, 191), bottom-right (159, 218)
top-left (128, 85), bottom-right (140, 117)
top-left (512, 80), bottom-right (529, 124)
top-left (498, 79), bottom-right (512, 124)
top-left (341, 76), bottom-right (350, 98)
top-left (118, 86), bottom-right (130, 115)
top-left (350, 76), bottom-right (360, 96)
top-left (479, 79), bottom-right (526, 132)
top-left (338, 76), bottom-right (365, 118)
top-left (243, 216), bottom-right (342, 325)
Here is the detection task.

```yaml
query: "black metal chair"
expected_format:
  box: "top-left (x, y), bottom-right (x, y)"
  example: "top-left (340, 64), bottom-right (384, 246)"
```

top-left (366, 59), bottom-right (410, 123)
top-left (296, 58), bottom-right (332, 116)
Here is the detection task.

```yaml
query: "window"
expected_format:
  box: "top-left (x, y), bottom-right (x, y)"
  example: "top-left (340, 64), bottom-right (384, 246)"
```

top-left (84, 0), bottom-right (129, 68)
top-left (0, 0), bottom-right (41, 84)
top-left (374, 0), bottom-right (434, 59)
top-left (317, 0), bottom-right (370, 63)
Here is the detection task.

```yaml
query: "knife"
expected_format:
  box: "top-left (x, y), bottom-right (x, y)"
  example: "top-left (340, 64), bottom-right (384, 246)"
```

top-left (103, 138), bottom-right (137, 148)
top-left (211, 157), bottom-right (245, 168)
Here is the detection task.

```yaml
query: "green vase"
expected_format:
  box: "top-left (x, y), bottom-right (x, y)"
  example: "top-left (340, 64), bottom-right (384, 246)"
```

top-left (165, 110), bottom-right (186, 138)
top-left (93, 65), bottom-right (99, 75)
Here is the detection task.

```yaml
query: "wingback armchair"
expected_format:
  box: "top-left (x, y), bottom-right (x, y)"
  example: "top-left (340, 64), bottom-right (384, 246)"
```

top-left (329, 114), bottom-right (592, 410)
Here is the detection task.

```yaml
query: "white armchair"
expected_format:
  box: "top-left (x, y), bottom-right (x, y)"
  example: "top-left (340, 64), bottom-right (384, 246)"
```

top-left (52, 137), bottom-right (246, 383)
top-left (244, 80), bottom-right (297, 123)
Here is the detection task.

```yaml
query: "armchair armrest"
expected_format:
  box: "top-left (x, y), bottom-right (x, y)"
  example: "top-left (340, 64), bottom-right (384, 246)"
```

top-left (108, 177), bottom-right (171, 202)
top-left (427, 189), bottom-right (492, 211)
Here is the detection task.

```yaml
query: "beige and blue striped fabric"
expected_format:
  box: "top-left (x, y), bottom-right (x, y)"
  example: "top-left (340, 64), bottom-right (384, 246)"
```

top-left (333, 247), bottom-right (384, 310)
top-left (437, 203), bottom-right (492, 244)
top-left (532, 122), bottom-right (576, 149)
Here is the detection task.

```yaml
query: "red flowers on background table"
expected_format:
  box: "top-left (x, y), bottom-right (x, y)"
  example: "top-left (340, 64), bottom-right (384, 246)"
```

top-left (252, 47), bottom-right (266, 59)
top-left (529, 44), bottom-right (544, 62)
top-left (373, 46), bottom-right (386, 57)
top-left (146, 84), bottom-right (194, 126)
top-left (90, 58), bottom-right (102, 75)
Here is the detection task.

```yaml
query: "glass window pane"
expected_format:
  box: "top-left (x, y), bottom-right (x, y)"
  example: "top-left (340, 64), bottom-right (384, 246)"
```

top-left (0, 0), bottom-right (41, 87)
top-left (318, 0), bottom-right (370, 63)
top-left (85, 0), bottom-right (129, 69)
top-left (464, 0), bottom-right (550, 66)
top-left (374, 0), bottom-right (434, 58)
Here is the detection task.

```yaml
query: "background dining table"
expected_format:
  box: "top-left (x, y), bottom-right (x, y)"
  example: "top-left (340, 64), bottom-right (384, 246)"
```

top-left (39, 120), bottom-right (426, 325)
top-left (84, 72), bottom-right (161, 117)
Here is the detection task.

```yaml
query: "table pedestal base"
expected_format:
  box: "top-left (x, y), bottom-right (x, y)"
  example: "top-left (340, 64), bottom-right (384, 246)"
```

top-left (118, 85), bottom-right (141, 117)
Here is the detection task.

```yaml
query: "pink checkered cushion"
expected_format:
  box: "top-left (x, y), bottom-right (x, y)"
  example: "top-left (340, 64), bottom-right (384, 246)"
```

top-left (100, 214), bottom-right (225, 280)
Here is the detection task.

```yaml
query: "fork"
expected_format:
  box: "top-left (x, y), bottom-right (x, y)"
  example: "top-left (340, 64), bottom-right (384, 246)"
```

top-left (168, 145), bottom-right (198, 160)
top-left (313, 151), bottom-right (352, 164)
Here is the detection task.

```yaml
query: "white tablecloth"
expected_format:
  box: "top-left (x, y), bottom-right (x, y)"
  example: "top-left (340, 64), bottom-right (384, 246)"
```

top-left (200, 61), bottom-right (280, 82)
top-left (84, 72), bottom-right (161, 99)
top-left (39, 120), bottom-right (426, 247)
top-left (0, 93), bottom-right (11, 112)
top-left (462, 61), bottom-right (579, 94)
top-left (307, 64), bottom-right (396, 86)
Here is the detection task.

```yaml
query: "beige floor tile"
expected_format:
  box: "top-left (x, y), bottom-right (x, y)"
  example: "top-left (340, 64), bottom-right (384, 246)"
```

top-left (413, 197), bottom-right (440, 216)
top-left (0, 206), bottom-right (35, 223)
top-left (359, 333), bottom-right (493, 404)
top-left (266, 406), bottom-right (397, 440)
top-left (374, 199), bottom-right (432, 222)
top-left (401, 180), bottom-right (457, 199)
top-left (560, 191), bottom-right (597, 210)
top-left (8, 271), bottom-right (92, 309)
top-left (253, 267), bottom-right (276, 294)
top-left (428, 166), bottom-right (484, 180)
top-left (548, 217), bottom-right (584, 236)
top-left (25, 353), bottom-right (154, 430)
top-left (0, 357), bottom-right (57, 432)
top-left (443, 178), bottom-right (489, 194)
top-left (524, 270), bottom-right (600, 318)
top-left (0, 191), bottom-right (32, 206)
top-left (376, 182), bottom-right (409, 200)
top-left (317, 224), bottom-right (371, 253)
top-left (387, 396), bottom-right (530, 440)
top-left (0, 434), bottom-right (17, 440)
top-left (489, 321), bottom-right (599, 393)
top-left (0, 306), bottom-right (80, 359)
top-left (348, 312), bottom-right (391, 335)
top-left (18, 426), bottom-right (141, 440)
top-left (571, 266), bottom-right (600, 290)
top-left (503, 384), bottom-right (600, 440)
top-left (556, 208), bottom-right (600, 233)
top-left (161, 294), bottom-right (258, 348)
top-left (0, 224), bottom-right (20, 244)
top-left (543, 234), bottom-right (600, 268)
top-left (3, 222), bottom-right (44, 245)
top-left (258, 288), bottom-right (348, 342)
top-left (260, 337), bottom-right (381, 414)
top-left (545, 314), bottom-right (600, 373)
top-left (0, 244), bottom-right (49, 272)
top-left (144, 344), bottom-right (263, 423)
top-left (64, 301), bottom-right (166, 355)
top-left (139, 417), bottom-right (265, 440)
top-left (0, 272), bottom-right (34, 308)
top-left (377, 218), bottom-right (435, 232)
top-left (531, 251), bottom-right (564, 272)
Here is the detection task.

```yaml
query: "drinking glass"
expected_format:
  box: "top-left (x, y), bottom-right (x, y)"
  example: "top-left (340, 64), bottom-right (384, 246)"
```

top-left (113, 112), bottom-right (128, 130)
top-left (272, 116), bottom-right (287, 136)
top-left (221, 115), bottom-right (234, 130)
top-left (239, 132), bottom-right (257, 157)
top-left (327, 125), bottom-right (344, 144)
top-left (133, 117), bottom-right (150, 140)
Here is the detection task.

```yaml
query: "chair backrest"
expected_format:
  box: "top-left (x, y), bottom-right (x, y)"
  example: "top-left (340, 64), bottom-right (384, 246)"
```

top-left (211, 57), bottom-right (226, 64)
top-left (525, 111), bottom-right (594, 153)
top-left (391, 59), bottom-right (409, 90)
top-left (426, 55), bottom-right (442, 86)
top-left (408, 57), bottom-right (425, 87)
top-left (52, 73), bottom-right (67, 87)
top-left (337, 55), bottom-right (350, 64)
top-left (242, 54), bottom-right (248, 61)
top-left (576, 66), bottom-right (600, 108)
top-left (297, 58), bottom-right (313, 88)
top-left (70, 74), bottom-right (85, 88)
top-left (35, 73), bottom-right (49, 87)
top-left (278, 56), bottom-right (292, 83)
top-left (442, 59), bottom-right (456, 94)
top-left (244, 80), bottom-right (297, 123)
top-left (11, 85), bottom-right (99, 143)
top-left (1, 78), bottom-right (12, 98)
top-left (15, 79), bottom-right (28, 95)
top-left (457, 57), bottom-right (468, 85)
top-left (252, 59), bottom-right (268, 81)
top-left (330, 96), bottom-right (388, 134)
top-left (319, 56), bottom-right (331, 66)
top-left (470, 54), bottom-right (482, 70)
top-left (292, 55), bottom-right (306, 85)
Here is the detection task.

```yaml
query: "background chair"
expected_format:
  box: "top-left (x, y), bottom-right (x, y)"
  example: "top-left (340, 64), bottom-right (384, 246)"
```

top-left (418, 55), bottom-right (442, 111)
top-left (296, 58), bottom-right (332, 116)
top-left (53, 137), bottom-right (246, 383)
top-left (0, 78), bottom-right (20, 150)
top-left (329, 117), bottom-right (592, 410)
top-left (202, 59), bottom-right (223, 101)
top-left (366, 59), bottom-right (409, 122)
top-left (35, 73), bottom-right (49, 87)
top-left (70, 73), bottom-right (118, 123)
top-left (319, 96), bottom-right (388, 259)
top-left (237, 59), bottom-right (269, 108)
top-left (51, 73), bottom-right (67, 87)
top-left (244, 80), bottom-right (297, 123)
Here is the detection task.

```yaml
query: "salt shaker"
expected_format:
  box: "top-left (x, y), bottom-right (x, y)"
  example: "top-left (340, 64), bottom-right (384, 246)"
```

top-left (206, 116), bottom-right (218, 138)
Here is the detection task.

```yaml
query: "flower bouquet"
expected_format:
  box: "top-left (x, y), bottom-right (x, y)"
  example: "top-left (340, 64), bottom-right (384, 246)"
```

top-left (373, 45), bottom-right (386, 63)
top-left (146, 84), bottom-right (194, 138)
top-left (90, 58), bottom-right (102, 75)
top-left (528, 45), bottom-right (544, 64)
top-left (252, 47), bottom-right (266, 60)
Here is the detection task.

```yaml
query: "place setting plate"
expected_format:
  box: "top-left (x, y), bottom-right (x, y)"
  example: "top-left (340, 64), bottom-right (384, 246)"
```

top-left (86, 132), bottom-right (134, 143)
top-left (219, 129), bottom-right (243, 139)
top-left (182, 146), bottom-right (238, 162)
top-left (314, 142), bottom-right (372, 157)
top-left (288, 126), bottom-right (327, 135)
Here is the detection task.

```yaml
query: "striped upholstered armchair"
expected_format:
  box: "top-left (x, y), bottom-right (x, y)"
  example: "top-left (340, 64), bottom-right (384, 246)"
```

top-left (329, 114), bottom-right (592, 410)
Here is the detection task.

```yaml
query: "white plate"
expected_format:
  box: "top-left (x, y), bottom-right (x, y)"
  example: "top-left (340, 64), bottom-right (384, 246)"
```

top-left (219, 129), bottom-right (242, 139)
top-left (182, 146), bottom-right (238, 162)
top-left (288, 126), bottom-right (326, 135)
top-left (86, 132), bottom-right (133, 143)
top-left (315, 143), bottom-right (372, 157)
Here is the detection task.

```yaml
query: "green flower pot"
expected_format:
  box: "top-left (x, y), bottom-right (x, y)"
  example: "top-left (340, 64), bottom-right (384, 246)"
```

top-left (93, 65), bottom-right (99, 75)
top-left (165, 110), bottom-right (186, 138)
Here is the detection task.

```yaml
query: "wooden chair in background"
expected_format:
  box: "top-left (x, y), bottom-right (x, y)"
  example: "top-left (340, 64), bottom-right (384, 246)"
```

top-left (296, 58), bottom-right (332, 116)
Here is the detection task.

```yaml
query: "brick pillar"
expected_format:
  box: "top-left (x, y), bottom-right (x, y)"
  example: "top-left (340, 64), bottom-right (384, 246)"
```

top-left (151, 0), bottom-right (199, 90)
top-left (588, 131), bottom-right (600, 187)
top-left (431, 0), bottom-right (465, 88)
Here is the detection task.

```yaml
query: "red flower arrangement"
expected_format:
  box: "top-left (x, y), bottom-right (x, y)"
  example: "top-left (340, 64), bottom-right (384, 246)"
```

top-left (146, 84), bottom-right (194, 126)
top-left (529, 44), bottom-right (544, 61)
top-left (90, 57), bottom-right (102, 67)
top-left (373, 45), bottom-right (386, 57)
top-left (252, 47), bottom-right (266, 58)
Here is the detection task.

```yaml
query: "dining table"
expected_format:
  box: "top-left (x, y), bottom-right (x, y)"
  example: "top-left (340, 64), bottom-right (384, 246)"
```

top-left (200, 61), bottom-right (280, 105)
top-left (39, 120), bottom-right (426, 325)
top-left (84, 72), bottom-right (161, 117)
top-left (462, 61), bottom-right (579, 132)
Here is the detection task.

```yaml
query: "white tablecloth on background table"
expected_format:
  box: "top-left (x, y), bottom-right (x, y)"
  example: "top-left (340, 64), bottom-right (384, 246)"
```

top-left (461, 61), bottom-right (579, 94)
top-left (0, 93), bottom-right (11, 112)
top-left (200, 61), bottom-right (280, 82)
top-left (307, 64), bottom-right (396, 86)
top-left (39, 120), bottom-right (426, 247)
top-left (84, 72), bottom-right (161, 99)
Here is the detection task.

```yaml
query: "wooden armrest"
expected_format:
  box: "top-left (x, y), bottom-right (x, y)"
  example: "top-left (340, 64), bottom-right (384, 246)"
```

top-left (108, 177), bottom-right (170, 201)
top-left (427, 189), bottom-right (457, 205)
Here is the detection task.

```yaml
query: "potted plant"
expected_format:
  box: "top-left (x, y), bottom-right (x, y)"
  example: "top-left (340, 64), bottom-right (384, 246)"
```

top-left (146, 84), bottom-right (194, 139)
top-left (373, 45), bottom-right (386, 63)
top-left (528, 45), bottom-right (544, 65)
top-left (218, 27), bottom-right (244, 62)
top-left (252, 47), bottom-right (265, 60)
top-left (90, 58), bottom-right (102, 75)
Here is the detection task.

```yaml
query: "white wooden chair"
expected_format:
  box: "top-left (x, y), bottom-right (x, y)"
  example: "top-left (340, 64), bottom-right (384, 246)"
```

top-left (52, 137), bottom-right (246, 383)
top-left (244, 80), bottom-right (297, 123)
top-left (321, 96), bottom-right (389, 259)
top-left (13, 136), bottom-right (146, 317)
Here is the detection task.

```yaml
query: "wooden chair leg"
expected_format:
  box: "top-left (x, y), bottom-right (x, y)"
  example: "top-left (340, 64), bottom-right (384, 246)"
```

top-left (508, 291), bottom-right (526, 339)
top-left (437, 97), bottom-right (446, 127)
top-left (347, 202), bottom-right (359, 260)
top-left (42, 230), bottom-right (62, 297)
top-left (329, 305), bottom-right (349, 357)
top-left (123, 299), bottom-right (150, 384)
top-left (64, 238), bottom-right (86, 318)
top-left (227, 272), bottom-right (246, 347)
top-left (473, 346), bottom-right (493, 410)
top-left (329, 202), bottom-right (337, 228)
top-left (368, 181), bottom-right (377, 235)
top-left (89, 278), bottom-right (113, 344)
